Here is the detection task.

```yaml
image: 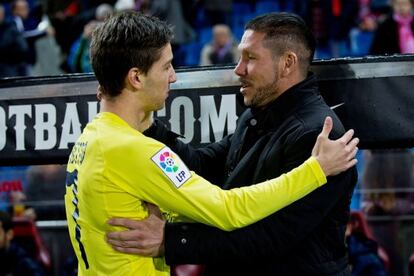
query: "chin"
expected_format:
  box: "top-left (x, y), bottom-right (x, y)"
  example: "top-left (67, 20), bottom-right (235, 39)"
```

top-left (243, 98), bottom-right (252, 107)
top-left (155, 103), bottom-right (165, 111)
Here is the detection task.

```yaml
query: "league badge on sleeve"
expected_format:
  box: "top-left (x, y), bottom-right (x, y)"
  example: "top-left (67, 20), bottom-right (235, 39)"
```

top-left (151, 147), bottom-right (191, 188)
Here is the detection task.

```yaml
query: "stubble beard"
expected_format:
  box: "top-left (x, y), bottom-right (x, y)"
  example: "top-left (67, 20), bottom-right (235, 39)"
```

top-left (245, 78), bottom-right (279, 108)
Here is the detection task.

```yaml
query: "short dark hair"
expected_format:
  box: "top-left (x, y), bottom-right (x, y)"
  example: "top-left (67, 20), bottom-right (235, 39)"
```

top-left (246, 12), bottom-right (316, 75)
top-left (90, 11), bottom-right (173, 97)
top-left (0, 211), bottom-right (12, 232)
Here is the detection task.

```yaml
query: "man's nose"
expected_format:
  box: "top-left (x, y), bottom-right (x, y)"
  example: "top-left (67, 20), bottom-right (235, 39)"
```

top-left (234, 60), bottom-right (246, 76)
top-left (170, 68), bottom-right (177, 83)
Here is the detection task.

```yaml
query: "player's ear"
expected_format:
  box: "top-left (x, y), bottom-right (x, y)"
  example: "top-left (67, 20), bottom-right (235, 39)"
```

top-left (126, 67), bottom-right (143, 89)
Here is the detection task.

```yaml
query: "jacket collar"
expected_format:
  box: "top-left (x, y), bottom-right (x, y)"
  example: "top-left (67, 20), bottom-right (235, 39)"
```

top-left (245, 73), bottom-right (319, 130)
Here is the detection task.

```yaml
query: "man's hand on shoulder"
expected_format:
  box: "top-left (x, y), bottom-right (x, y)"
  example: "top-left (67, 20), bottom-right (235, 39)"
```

top-left (106, 203), bottom-right (166, 256)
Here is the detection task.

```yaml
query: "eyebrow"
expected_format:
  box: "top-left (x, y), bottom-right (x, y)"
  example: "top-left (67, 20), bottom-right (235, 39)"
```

top-left (240, 47), bottom-right (256, 55)
top-left (164, 58), bottom-right (173, 67)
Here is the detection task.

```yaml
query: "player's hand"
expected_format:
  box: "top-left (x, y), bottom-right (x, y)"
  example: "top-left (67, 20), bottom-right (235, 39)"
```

top-left (312, 116), bottom-right (359, 176)
top-left (106, 203), bottom-right (165, 256)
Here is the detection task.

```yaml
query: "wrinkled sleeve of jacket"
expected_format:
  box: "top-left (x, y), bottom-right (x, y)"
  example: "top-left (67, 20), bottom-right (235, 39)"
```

top-left (144, 119), bottom-right (231, 185)
top-left (164, 127), bottom-right (357, 264)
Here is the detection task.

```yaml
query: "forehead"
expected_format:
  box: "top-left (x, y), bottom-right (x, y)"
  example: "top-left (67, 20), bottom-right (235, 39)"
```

top-left (156, 43), bottom-right (173, 64)
top-left (214, 26), bottom-right (229, 35)
top-left (238, 30), bottom-right (268, 53)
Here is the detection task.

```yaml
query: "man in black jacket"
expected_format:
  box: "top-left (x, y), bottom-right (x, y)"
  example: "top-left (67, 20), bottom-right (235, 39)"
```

top-left (107, 12), bottom-right (357, 275)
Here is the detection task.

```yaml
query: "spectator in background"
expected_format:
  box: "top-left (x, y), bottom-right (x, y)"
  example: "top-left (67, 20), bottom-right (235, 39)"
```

top-left (348, 0), bottom-right (379, 56)
top-left (0, 211), bottom-right (45, 276)
top-left (50, 0), bottom-right (104, 72)
top-left (357, 0), bottom-right (378, 32)
top-left (293, 0), bottom-right (358, 58)
top-left (361, 148), bottom-right (414, 276)
top-left (293, 0), bottom-right (330, 58)
top-left (24, 165), bottom-right (67, 221)
top-left (362, 149), bottom-right (414, 216)
top-left (322, 0), bottom-right (359, 57)
top-left (11, 0), bottom-right (51, 76)
top-left (200, 24), bottom-right (239, 66)
top-left (147, 0), bottom-right (195, 67)
top-left (370, 0), bottom-right (414, 55)
top-left (346, 214), bottom-right (387, 276)
top-left (67, 3), bottom-right (113, 73)
top-left (0, 3), bottom-right (28, 78)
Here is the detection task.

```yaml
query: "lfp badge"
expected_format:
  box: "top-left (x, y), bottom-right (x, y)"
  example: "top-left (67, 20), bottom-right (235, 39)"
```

top-left (159, 151), bottom-right (178, 173)
top-left (151, 147), bottom-right (191, 188)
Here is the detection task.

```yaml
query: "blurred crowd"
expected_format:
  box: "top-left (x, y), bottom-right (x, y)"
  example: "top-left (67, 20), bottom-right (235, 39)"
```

top-left (1, 0), bottom-right (414, 79)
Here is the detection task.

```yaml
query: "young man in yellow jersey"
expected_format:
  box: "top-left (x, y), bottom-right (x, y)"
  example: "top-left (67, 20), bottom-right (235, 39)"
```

top-left (65, 11), bottom-right (358, 275)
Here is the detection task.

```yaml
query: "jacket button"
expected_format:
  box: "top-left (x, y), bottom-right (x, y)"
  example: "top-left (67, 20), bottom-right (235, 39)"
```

top-left (181, 238), bottom-right (187, 244)
top-left (250, 118), bottom-right (257, 126)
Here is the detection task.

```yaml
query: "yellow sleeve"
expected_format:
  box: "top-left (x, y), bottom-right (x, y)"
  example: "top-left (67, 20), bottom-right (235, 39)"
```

top-left (106, 146), bottom-right (326, 231)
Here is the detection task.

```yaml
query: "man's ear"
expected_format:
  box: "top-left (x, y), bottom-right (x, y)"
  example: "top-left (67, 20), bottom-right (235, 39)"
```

top-left (126, 67), bottom-right (143, 90)
top-left (281, 51), bottom-right (298, 77)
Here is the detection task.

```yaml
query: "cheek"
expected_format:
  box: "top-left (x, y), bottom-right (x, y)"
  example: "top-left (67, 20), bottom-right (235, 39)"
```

top-left (254, 70), bottom-right (273, 86)
top-left (250, 61), bottom-right (274, 79)
top-left (162, 72), bottom-right (169, 83)
top-left (263, 63), bottom-right (278, 80)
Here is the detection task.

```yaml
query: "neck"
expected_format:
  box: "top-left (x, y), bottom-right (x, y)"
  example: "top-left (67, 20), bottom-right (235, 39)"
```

top-left (276, 72), bottom-right (307, 98)
top-left (100, 89), bottom-right (151, 132)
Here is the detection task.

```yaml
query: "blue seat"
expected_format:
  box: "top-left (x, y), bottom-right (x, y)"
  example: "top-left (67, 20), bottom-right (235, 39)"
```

top-left (233, 25), bottom-right (244, 41)
top-left (282, 1), bottom-right (294, 12)
top-left (194, 8), bottom-right (206, 29)
top-left (233, 3), bottom-right (252, 15)
top-left (199, 27), bottom-right (212, 45)
top-left (232, 14), bottom-right (256, 34)
top-left (256, 1), bottom-right (280, 13)
top-left (183, 42), bottom-right (202, 66)
top-left (350, 29), bottom-right (374, 57)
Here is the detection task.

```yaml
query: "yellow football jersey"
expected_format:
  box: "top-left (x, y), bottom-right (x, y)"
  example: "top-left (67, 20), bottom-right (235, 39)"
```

top-left (65, 112), bottom-right (326, 275)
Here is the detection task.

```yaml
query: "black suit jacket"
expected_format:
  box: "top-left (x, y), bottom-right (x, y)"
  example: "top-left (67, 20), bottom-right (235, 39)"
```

top-left (145, 74), bottom-right (357, 275)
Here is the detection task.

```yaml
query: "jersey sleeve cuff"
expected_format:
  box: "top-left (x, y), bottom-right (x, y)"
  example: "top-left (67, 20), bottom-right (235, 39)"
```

top-left (306, 156), bottom-right (327, 187)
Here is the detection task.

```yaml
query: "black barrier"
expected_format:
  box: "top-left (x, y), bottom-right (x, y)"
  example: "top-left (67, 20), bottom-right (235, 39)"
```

top-left (1, 55), bottom-right (414, 165)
